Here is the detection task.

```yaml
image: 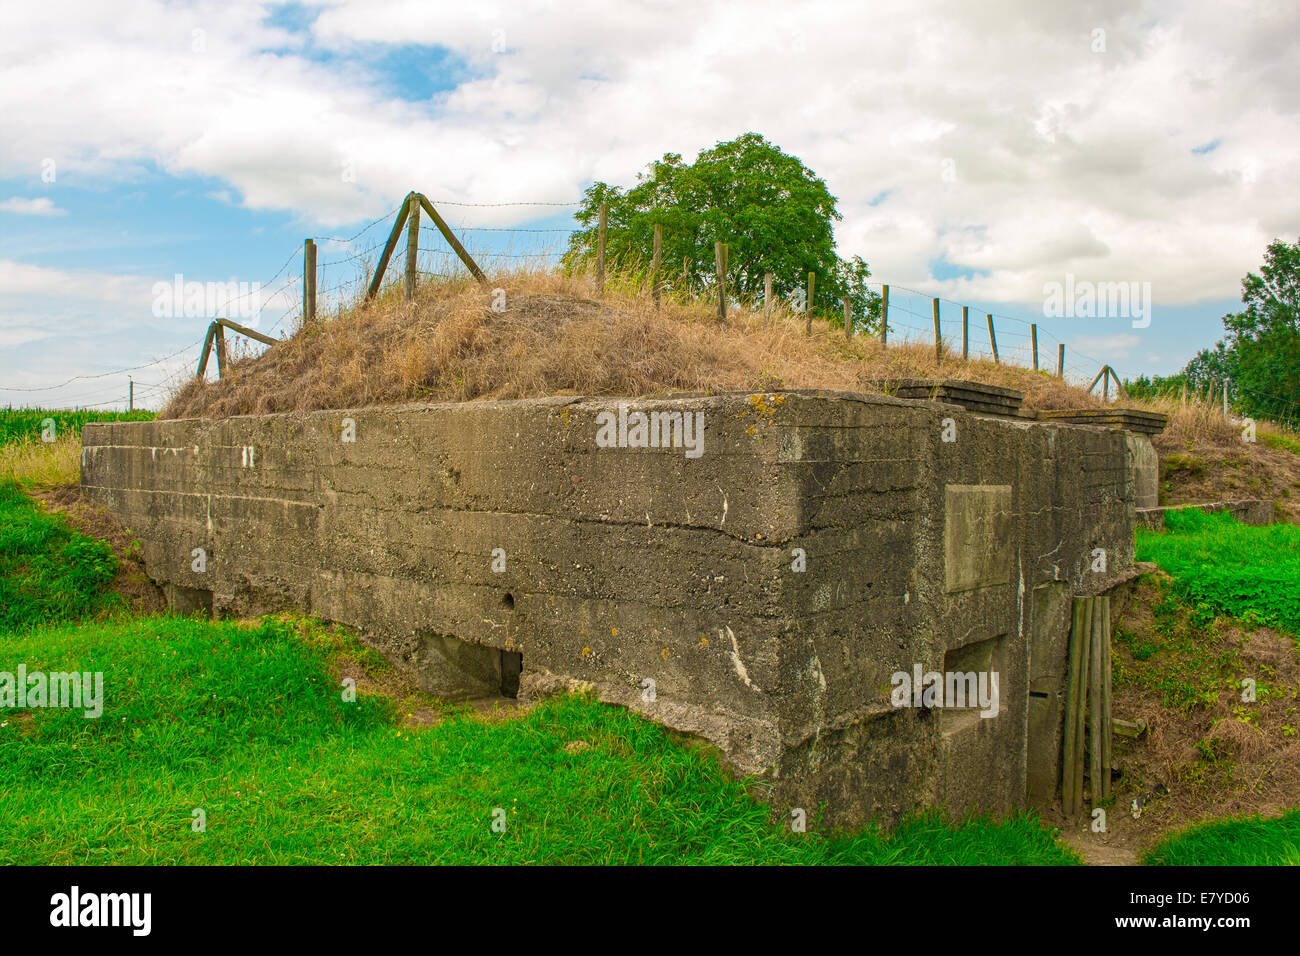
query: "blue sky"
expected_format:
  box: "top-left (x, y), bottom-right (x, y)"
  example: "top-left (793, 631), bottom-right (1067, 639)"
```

top-left (1, 0), bottom-right (1295, 410)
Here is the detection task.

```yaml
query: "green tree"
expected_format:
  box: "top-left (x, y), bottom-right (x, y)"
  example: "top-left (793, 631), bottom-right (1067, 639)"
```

top-left (562, 133), bottom-right (880, 331)
top-left (1184, 239), bottom-right (1300, 422)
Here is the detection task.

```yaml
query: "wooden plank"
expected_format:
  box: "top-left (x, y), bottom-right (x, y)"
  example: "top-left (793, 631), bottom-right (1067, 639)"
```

top-left (1058, 343), bottom-right (1065, 378)
top-left (1101, 596), bottom-right (1114, 799)
top-left (365, 195), bottom-right (411, 301)
top-left (217, 317), bottom-right (276, 347)
top-left (595, 201), bottom-right (607, 294)
top-left (1062, 598), bottom-right (1086, 815)
top-left (651, 222), bottom-right (662, 308)
top-left (415, 194), bottom-right (488, 285)
top-left (1031, 324), bottom-right (1039, 371)
top-left (1073, 597), bottom-right (1093, 813)
top-left (1089, 596), bottom-right (1104, 804)
top-left (303, 238), bottom-right (316, 324)
top-left (880, 285), bottom-right (889, 343)
top-left (962, 305), bottom-right (969, 360)
top-left (404, 193), bottom-right (420, 301)
top-left (987, 313), bottom-right (999, 364)
top-left (764, 272), bottom-right (773, 323)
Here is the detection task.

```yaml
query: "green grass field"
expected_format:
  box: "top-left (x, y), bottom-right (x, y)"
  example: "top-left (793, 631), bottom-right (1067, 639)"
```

top-left (0, 408), bottom-right (155, 447)
top-left (1143, 810), bottom-right (1300, 866)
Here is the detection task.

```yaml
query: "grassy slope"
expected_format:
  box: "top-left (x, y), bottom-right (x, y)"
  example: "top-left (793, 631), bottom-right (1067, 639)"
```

top-left (1137, 508), bottom-right (1300, 638)
top-left (1133, 511), bottom-right (1300, 864)
top-left (0, 481), bottom-right (1075, 866)
top-left (0, 480), bottom-right (119, 629)
top-left (1143, 810), bottom-right (1300, 866)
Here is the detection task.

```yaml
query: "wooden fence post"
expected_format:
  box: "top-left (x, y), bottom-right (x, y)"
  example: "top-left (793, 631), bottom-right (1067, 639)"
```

top-left (764, 272), bottom-right (773, 323)
top-left (932, 298), bottom-right (942, 364)
top-left (595, 202), bottom-right (607, 295)
top-left (1089, 598), bottom-right (1104, 804)
top-left (365, 195), bottom-right (411, 301)
top-left (214, 324), bottom-right (228, 380)
top-left (128, 378), bottom-right (133, 411)
top-left (1057, 343), bottom-right (1065, 378)
top-left (987, 313), bottom-right (999, 364)
top-left (805, 271), bottom-right (815, 335)
top-left (1073, 597), bottom-right (1093, 813)
top-left (715, 241), bottom-right (728, 324)
top-left (880, 285), bottom-right (889, 344)
top-left (404, 193), bottom-right (420, 301)
top-left (962, 306), bottom-right (969, 360)
top-left (1031, 324), bottom-right (1039, 371)
top-left (1062, 598), bottom-right (1086, 815)
top-left (1101, 598), bottom-right (1113, 801)
top-left (197, 322), bottom-right (217, 378)
top-left (651, 222), bottom-right (663, 309)
top-left (843, 297), bottom-right (852, 339)
top-left (303, 238), bottom-right (316, 324)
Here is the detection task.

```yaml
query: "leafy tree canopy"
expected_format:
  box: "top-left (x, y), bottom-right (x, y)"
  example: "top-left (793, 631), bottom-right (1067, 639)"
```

top-left (1184, 238), bottom-right (1300, 423)
top-left (562, 133), bottom-right (880, 331)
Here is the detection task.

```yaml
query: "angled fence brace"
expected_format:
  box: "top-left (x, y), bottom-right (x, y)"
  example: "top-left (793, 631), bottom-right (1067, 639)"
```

top-left (197, 318), bottom-right (279, 379)
top-left (366, 193), bottom-right (413, 301)
top-left (416, 194), bottom-right (488, 286)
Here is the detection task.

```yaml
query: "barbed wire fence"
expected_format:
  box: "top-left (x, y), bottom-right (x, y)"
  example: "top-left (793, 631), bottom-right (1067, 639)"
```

top-left (3, 191), bottom-right (1296, 434)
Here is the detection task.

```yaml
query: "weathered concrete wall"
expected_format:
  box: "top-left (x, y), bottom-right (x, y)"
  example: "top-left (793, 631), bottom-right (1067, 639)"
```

top-left (81, 390), bottom-right (1136, 829)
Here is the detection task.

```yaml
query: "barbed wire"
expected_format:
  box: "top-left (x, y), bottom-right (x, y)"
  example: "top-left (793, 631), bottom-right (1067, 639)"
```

top-left (0, 339), bottom-right (207, 393)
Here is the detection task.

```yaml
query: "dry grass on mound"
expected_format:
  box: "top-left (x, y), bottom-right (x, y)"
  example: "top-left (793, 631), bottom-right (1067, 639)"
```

top-left (162, 271), bottom-right (1105, 420)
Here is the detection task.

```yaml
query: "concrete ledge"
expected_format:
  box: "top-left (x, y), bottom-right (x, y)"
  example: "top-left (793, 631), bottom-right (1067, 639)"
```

top-left (884, 379), bottom-right (1025, 418)
top-left (1035, 407), bottom-right (1168, 436)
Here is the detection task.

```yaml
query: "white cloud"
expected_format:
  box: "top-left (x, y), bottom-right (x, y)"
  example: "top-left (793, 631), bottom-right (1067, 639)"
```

top-left (0, 196), bottom-right (65, 216)
top-left (0, 0), bottom-right (1297, 322)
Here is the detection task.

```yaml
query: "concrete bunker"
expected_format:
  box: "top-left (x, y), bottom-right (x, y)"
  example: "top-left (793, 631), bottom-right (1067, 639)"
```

top-left (81, 385), bottom-right (1163, 828)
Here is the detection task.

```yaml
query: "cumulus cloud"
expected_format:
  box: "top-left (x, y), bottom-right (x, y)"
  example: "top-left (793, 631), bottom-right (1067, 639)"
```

top-left (0, 196), bottom-right (65, 216)
top-left (0, 0), bottom-right (1296, 343)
